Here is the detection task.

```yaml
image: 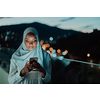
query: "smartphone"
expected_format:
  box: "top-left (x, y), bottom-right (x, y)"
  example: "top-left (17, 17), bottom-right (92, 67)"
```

top-left (30, 57), bottom-right (38, 64)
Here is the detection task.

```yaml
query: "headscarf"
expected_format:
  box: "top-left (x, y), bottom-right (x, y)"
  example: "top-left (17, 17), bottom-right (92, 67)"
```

top-left (11, 27), bottom-right (44, 67)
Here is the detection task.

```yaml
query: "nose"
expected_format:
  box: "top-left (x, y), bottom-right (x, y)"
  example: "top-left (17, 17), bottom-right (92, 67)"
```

top-left (29, 42), bottom-right (33, 46)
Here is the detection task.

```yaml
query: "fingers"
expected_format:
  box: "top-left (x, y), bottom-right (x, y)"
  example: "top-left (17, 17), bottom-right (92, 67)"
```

top-left (25, 61), bottom-right (30, 67)
top-left (32, 62), bottom-right (40, 68)
top-left (27, 64), bottom-right (33, 70)
top-left (25, 61), bottom-right (41, 72)
top-left (28, 64), bottom-right (38, 71)
top-left (26, 61), bottom-right (29, 64)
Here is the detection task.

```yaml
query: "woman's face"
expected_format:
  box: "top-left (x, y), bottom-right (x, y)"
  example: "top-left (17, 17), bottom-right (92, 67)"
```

top-left (25, 32), bottom-right (37, 51)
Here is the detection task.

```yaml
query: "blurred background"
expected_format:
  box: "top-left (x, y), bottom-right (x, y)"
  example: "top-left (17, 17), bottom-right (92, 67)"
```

top-left (0, 17), bottom-right (100, 84)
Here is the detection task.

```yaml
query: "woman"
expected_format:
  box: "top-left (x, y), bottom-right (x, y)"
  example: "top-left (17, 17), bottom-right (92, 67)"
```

top-left (8, 27), bottom-right (51, 84)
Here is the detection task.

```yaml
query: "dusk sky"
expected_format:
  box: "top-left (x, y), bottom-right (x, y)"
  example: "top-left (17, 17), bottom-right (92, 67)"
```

top-left (0, 17), bottom-right (100, 33)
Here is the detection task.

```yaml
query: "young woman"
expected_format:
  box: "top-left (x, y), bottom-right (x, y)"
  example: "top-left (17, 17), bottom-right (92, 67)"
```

top-left (8, 27), bottom-right (51, 84)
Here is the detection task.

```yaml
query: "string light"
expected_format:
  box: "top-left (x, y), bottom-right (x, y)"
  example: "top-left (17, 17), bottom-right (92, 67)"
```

top-left (11, 36), bottom-right (14, 39)
top-left (49, 47), bottom-right (53, 51)
top-left (6, 44), bottom-right (9, 47)
top-left (62, 52), bottom-right (66, 55)
top-left (52, 49), bottom-right (56, 53)
top-left (90, 60), bottom-right (93, 68)
top-left (58, 56), bottom-right (64, 60)
top-left (65, 50), bottom-right (68, 54)
top-left (12, 32), bottom-right (15, 35)
top-left (42, 45), bottom-right (46, 50)
top-left (49, 37), bottom-right (53, 41)
top-left (40, 40), bottom-right (44, 45)
top-left (57, 49), bottom-right (61, 53)
top-left (6, 32), bottom-right (9, 35)
top-left (40, 42), bottom-right (43, 45)
top-left (45, 44), bottom-right (50, 48)
top-left (87, 53), bottom-right (90, 57)
top-left (5, 36), bottom-right (8, 41)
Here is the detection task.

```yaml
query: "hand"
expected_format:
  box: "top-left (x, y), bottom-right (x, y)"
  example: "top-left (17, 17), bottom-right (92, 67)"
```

top-left (20, 61), bottom-right (33, 77)
top-left (31, 61), bottom-right (46, 78)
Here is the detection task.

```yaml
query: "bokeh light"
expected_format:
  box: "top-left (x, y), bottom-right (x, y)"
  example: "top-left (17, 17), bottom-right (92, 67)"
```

top-left (49, 37), bottom-right (53, 41)
top-left (6, 44), bottom-right (9, 47)
top-left (65, 50), bottom-right (68, 54)
top-left (12, 32), bottom-right (15, 35)
top-left (42, 45), bottom-right (46, 50)
top-left (49, 47), bottom-right (53, 51)
top-left (11, 36), bottom-right (14, 39)
top-left (87, 53), bottom-right (90, 57)
top-left (57, 49), bottom-right (61, 53)
top-left (40, 40), bottom-right (44, 45)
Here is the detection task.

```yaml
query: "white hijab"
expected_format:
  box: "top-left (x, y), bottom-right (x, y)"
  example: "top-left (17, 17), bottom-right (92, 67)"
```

top-left (11, 27), bottom-right (44, 67)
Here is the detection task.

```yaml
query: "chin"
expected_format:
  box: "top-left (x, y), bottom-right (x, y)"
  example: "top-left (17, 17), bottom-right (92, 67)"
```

top-left (29, 49), bottom-right (34, 51)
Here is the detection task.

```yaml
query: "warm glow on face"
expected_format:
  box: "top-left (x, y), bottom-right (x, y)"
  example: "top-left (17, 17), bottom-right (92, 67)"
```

top-left (25, 32), bottom-right (37, 51)
top-left (49, 47), bottom-right (53, 51)
top-left (57, 49), bottom-right (61, 53)
top-left (0, 44), bottom-right (1, 47)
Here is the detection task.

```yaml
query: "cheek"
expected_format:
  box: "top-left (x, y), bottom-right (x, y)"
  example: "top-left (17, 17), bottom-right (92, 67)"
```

top-left (25, 42), bottom-right (29, 47)
top-left (34, 42), bottom-right (37, 47)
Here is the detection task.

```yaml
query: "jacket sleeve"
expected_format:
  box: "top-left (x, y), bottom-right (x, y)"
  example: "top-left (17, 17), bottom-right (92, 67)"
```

top-left (8, 59), bottom-right (24, 84)
top-left (42, 52), bottom-right (51, 83)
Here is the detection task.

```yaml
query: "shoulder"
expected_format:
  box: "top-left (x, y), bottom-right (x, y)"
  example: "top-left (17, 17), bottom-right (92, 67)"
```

top-left (10, 58), bottom-right (17, 64)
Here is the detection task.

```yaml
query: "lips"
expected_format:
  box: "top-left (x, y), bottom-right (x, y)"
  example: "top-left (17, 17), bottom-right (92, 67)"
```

top-left (29, 47), bottom-right (34, 49)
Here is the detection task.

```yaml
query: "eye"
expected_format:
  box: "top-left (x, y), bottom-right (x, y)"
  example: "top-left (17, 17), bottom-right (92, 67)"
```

top-left (25, 40), bottom-right (29, 42)
top-left (33, 40), bottom-right (37, 42)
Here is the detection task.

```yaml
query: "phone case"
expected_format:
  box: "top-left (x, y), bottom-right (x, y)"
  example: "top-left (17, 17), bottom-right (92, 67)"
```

top-left (30, 57), bottom-right (38, 64)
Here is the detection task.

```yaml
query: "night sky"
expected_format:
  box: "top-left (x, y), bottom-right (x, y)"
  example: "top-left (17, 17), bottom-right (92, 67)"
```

top-left (0, 17), bottom-right (100, 33)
